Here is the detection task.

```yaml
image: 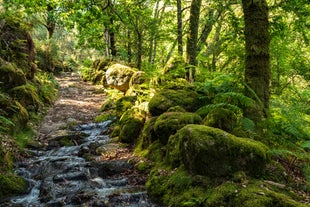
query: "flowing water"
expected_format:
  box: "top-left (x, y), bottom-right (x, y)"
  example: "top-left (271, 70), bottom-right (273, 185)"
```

top-left (1, 121), bottom-right (160, 207)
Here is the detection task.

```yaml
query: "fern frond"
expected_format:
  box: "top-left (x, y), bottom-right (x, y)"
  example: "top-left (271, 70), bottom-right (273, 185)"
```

top-left (0, 115), bottom-right (15, 134)
top-left (214, 92), bottom-right (255, 108)
top-left (240, 117), bottom-right (256, 132)
top-left (196, 103), bottom-right (242, 118)
top-left (301, 141), bottom-right (310, 150)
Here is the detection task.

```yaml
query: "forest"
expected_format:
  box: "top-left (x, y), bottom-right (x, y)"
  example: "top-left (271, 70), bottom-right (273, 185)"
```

top-left (0, 0), bottom-right (309, 206)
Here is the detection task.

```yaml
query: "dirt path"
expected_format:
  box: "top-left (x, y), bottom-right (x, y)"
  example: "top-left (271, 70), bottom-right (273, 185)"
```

top-left (37, 71), bottom-right (106, 141)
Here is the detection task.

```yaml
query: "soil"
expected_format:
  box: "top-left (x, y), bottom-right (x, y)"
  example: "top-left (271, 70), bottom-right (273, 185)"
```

top-left (38, 71), bottom-right (105, 139)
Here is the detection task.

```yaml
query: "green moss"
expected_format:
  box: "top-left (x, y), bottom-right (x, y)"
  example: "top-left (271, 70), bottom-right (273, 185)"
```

top-left (163, 55), bottom-right (187, 80)
top-left (167, 124), bottom-right (270, 177)
top-left (167, 105), bottom-right (186, 112)
top-left (119, 109), bottom-right (145, 143)
top-left (205, 182), bottom-right (240, 207)
top-left (0, 63), bottom-right (27, 90)
top-left (204, 107), bottom-right (238, 132)
top-left (59, 137), bottom-right (75, 146)
top-left (147, 166), bottom-right (208, 207)
top-left (94, 113), bottom-right (115, 123)
top-left (139, 116), bottom-right (158, 149)
top-left (154, 112), bottom-right (202, 145)
top-left (148, 89), bottom-right (202, 116)
top-left (115, 96), bottom-right (137, 117)
top-left (0, 173), bottom-right (27, 199)
top-left (9, 83), bottom-right (43, 111)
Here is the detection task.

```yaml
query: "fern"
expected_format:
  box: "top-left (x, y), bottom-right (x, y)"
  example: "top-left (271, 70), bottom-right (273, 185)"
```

top-left (240, 117), bottom-right (256, 133)
top-left (301, 141), bottom-right (310, 150)
top-left (0, 115), bottom-right (15, 134)
top-left (214, 92), bottom-right (255, 108)
top-left (196, 103), bottom-right (242, 118)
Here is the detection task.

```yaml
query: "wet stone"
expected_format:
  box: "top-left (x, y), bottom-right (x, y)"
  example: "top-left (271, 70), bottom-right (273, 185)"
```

top-left (3, 120), bottom-right (162, 207)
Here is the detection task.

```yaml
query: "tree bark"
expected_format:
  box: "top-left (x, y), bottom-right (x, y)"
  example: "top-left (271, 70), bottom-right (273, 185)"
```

top-left (46, 4), bottom-right (56, 39)
top-left (137, 31), bottom-right (143, 69)
top-left (177, 0), bottom-right (183, 55)
top-left (242, 0), bottom-right (270, 122)
top-left (186, 0), bottom-right (202, 82)
top-left (109, 18), bottom-right (117, 57)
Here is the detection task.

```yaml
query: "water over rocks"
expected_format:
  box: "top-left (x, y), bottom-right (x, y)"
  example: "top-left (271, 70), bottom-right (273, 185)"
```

top-left (2, 121), bottom-right (160, 207)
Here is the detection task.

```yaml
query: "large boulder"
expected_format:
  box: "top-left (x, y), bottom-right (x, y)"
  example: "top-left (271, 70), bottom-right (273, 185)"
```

top-left (154, 112), bottom-right (202, 145)
top-left (105, 64), bottom-right (137, 92)
top-left (148, 89), bottom-right (202, 116)
top-left (167, 124), bottom-right (269, 178)
top-left (119, 109), bottom-right (145, 143)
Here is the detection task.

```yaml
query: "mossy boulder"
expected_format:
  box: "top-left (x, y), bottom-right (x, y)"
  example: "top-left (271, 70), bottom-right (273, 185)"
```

top-left (119, 109), bottom-right (145, 143)
top-left (203, 107), bottom-right (238, 132)
top-left (163, 55), bottom-right (187, 79)
top-left (115, 96), bottom-right (137, 117)
top-left (0, 63), bottom-right (27, 90)
top-left (206, 180), bottom-right (307, 207)
top-left (149, 89), bottom-right (202, 116)
top-left (167, 124), bottom-right (269, 177)
top-left (154, 112), bottom-right (202, 145)
top-left (140, 116), bottom-right (158, 149)
top-left (105, 63), bottom-right (137, 92)
top-left (94, 58), bottom-right (111, 71)
top-left (9, 83), bottom-right (43, 111)
top-left (129, 71), bottom-right (148, 87)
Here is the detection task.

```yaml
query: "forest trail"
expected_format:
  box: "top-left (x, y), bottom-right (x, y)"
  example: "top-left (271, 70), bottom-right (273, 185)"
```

top-left (38, 71), bottom-right (105, 141)
top-left (2, 71), bottom-right (159, 207)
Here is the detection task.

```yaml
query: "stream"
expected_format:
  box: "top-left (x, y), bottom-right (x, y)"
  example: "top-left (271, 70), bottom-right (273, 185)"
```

top-left (1, 121), bottom-right (160, 207)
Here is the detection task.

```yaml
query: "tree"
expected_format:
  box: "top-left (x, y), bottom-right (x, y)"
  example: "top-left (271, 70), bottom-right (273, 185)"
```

top-left (241, 0), bottom-right (270, 122)
top-left (176, 0), bottom-right (183, 55)
top-left (186, 0), bottom-right (202, 82)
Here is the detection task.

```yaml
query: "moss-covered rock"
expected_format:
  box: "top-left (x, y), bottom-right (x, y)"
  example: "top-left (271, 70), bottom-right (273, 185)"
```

top-left (119, 109), bottom-right (145, 143)
top-left (105, 63), bottom-right (137, 92)
top-left (167, 124), bottom-right (269, 177)
top-left (0, 63), bottom-right (27, 90)
top-left (203, 107), bottom-right (238, 132)
top-left (147, 166), bottom-right (208, 207)
top-left (148, 89), bottom-right (202, 116)
top-left (163, 55), bottom-right (187, 79)
top-left (154, 112), bottom-right (202, 145)
top-left (139, 116), bottom-right (158, 149)
top-left (206, 180), bottom-right (307, 207)
top-left (115, 96), bottom-right (137, 117)
top-left (129, 71), bottom-right (148, 87)
top-left (167, 105), bottom-right (186, 113)
top-left (0, 17), bottom-right (36, 79)
top-left (0, 173), bottom-right (28, 200)
top-left (9, 83), bottom-right (43, 111)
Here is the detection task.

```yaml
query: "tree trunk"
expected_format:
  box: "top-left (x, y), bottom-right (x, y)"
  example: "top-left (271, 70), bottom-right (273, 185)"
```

top-left (110, 18), bottom-right (117, 57)
top-left (177, 0), bottom-right (183, 55)
top-left (186, 0), bottom-right (202, 82)
top-left (137, 31), bottom-right (143, 69)
top-left (46, 4), bottom-right (56, 39)
top-left (242, 0), bottom-right (270, 122)
top-left (127, 31), bottom-right (132, 63)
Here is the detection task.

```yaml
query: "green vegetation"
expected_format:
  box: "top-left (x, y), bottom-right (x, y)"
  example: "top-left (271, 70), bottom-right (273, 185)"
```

top-left (1, 0), bottom-right (309, 205)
